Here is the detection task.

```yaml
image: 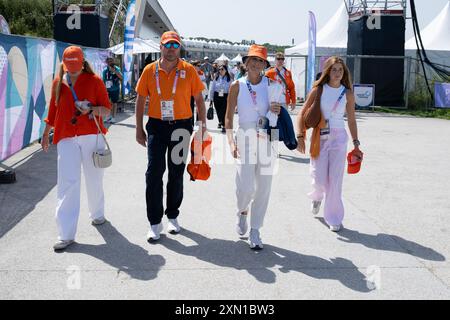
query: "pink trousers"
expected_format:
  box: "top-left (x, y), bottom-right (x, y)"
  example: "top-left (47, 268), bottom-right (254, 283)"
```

top-left (308, 128), bottom-right (348, 226)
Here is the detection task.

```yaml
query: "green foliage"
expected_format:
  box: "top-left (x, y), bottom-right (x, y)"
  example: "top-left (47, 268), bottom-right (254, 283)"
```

top-left (0, 0), bottom-right (53, 38)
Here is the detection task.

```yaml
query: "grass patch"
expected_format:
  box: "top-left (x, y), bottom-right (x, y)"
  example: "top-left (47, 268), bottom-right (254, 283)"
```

top-left (373, 107), bottom-right (450, 120)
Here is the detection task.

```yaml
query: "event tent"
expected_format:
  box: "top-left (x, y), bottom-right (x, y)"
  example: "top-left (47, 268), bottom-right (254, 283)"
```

top-left (215, 53), bottom-right (230, 62)
top-left (109, 38), bottom-right (160, 55)
top-left (231, 54), bottom-right (242, 63)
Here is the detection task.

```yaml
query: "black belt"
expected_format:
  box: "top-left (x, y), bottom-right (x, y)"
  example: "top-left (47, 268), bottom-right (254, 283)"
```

top-left (148, 118), bottom-right (191, 125)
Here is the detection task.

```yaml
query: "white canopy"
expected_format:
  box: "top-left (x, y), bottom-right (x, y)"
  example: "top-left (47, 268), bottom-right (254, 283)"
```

top-left (285, 2), bottom-right (348, 56)
top-left (215, 53), bottom-right (230, 62)
top-left (108, 38), bottom-right (160, 55)
top-left (231, 54), bottom-right (242, 63)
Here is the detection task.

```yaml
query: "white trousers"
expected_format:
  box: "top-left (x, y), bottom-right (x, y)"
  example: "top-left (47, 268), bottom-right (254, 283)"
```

top-left (308, 128), bottom-right (348, 226)
top-left (235, 123), bottom-right (277, 230)
top-left (56, 135), bottom-right (106, 241)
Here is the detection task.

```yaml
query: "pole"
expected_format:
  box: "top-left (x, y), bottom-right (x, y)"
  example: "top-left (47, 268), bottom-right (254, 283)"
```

top-left (109, 0), bottom-right (123, 41)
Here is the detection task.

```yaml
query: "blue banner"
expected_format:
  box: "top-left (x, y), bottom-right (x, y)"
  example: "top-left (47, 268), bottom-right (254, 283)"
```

top-left (435, 83), bottom-right (450, 108)
top-left (306, 11), bottom-right (317, 94)
top-left (123, 0), bottom-right (136, 95)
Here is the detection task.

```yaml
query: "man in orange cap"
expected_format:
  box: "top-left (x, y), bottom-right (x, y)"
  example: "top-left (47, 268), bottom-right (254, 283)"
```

top-left (135, 31), bottom-right (208, 242)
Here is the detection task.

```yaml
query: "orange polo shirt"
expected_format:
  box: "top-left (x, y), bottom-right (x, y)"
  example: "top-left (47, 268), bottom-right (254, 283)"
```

top-left (45, 72), bottom-right (111, 145)
top-left (136, 59), bottom-right (205, 120)
top-left (266, 67), bottom-right (297, 105)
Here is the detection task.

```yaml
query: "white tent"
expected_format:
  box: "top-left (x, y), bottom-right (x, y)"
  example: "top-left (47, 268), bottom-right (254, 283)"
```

top-left (405, 1), bottom-right (450, 66)
top-left (109, 38), bottom-right (160, 55)
top-left (231, 54), bottom-right (242, 63)
top-left (285, 3), bottom-right (348, 99)
top-left (285, 2), bottom-right (347, 56)
top-left (215, 53), bottom-right (230, 62)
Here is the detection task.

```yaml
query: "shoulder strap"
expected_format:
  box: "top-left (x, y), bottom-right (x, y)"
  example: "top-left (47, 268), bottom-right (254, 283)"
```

top-left (276, 68), bottom-right (288, 88)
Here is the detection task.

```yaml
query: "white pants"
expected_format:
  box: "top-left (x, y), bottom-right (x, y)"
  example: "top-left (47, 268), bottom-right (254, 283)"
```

top-left (235, 123), bottom-right (277, 230)
top-left (56, 135), bottom-right (106, 241)
top-left (308, 128), bottom-right (348, 226)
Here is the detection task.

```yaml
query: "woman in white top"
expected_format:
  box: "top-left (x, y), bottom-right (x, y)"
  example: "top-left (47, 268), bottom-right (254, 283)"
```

top-left (209, 65), bottom-right (232, 133)
top-left (225, 45), bottom-right (281, 250)
top-left (296, 56), bottom-right (363, 232)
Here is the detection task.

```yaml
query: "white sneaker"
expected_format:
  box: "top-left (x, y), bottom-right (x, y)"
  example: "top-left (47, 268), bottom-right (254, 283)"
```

top-left (146, 223), bottom-right (163, 242)
top-left (53, 240), bottom-right (74, 251)
top-left (167, 219), bottom-right (181, 234)
top-left (249, 229), bottom-right (263, 250)
top-left (311, 200), bottom-right (322, 215)
top-left (329, 224), bottom-right (342, 232)
top-left (236, 212), bottom-right (248, 236)
top-left (91, 217), bottom-right (106, 225)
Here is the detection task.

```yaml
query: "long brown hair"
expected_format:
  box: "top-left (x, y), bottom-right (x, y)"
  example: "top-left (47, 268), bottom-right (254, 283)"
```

top-left (313, 56), bottom-right (352, 90)
top-left (54, 60), bottom-right (95, 105)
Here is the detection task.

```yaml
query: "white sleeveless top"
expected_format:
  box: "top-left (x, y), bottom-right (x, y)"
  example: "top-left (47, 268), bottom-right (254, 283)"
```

top-left (236, 76), bottom-right (270, 125)
top-left (320, 83), bottom-right (347, 129)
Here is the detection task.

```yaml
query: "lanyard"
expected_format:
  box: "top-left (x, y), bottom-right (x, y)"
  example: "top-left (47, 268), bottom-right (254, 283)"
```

top-left (155, 61), bottom-right (179, 100)
top-left (331, 88), bottom-right (347, 114)
top-left (66, 74), bottom-right (79, 102)
top-left (245, 77), bottom-right (265, 117)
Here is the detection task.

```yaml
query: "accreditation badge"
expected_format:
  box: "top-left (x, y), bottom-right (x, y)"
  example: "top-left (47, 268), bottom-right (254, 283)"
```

top-left (161, 100), bottom-right (175, 121)
top-left (180, 70), bottom-right (186, 79)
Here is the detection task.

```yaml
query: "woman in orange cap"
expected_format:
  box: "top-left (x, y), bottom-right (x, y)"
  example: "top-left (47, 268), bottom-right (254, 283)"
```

top-left (41, 46), bottom-right (112, 251)
top-left (225, 44), bottom-right (281, 250)
top-left (296, 56), bottom-right (363, 232)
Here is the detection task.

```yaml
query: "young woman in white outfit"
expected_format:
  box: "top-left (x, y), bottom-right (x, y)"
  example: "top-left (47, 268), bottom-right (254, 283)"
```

top-left (296, 56), bottom-right (363, 232)
top-left (225, 45), bottom-right (281, 250)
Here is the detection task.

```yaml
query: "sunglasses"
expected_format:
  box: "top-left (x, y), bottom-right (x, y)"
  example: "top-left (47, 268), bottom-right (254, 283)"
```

top-left (219, 68), bottom-right (225, 71)
top-left (163, 42), bottom-right (180, 49)
top-left (276, 58), bottom-right (285, 61)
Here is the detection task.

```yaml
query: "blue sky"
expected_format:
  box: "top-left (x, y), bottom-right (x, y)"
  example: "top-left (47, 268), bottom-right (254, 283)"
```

top-left (158, 0), bottom-right (449, 45)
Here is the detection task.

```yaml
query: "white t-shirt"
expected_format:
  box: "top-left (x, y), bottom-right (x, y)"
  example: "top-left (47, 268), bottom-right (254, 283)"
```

top-left (320, 83), bottom-right (347, 129)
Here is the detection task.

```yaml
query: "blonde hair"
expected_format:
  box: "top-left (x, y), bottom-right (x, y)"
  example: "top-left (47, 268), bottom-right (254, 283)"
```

top-left (314, 56), bottom-right (353, 90)
top-left (54, 60), bottom-right (95, 105)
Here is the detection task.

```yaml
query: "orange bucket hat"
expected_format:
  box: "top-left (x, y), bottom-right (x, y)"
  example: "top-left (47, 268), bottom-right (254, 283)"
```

top-left (347, 150), bottom-right (363, 174)
top-left (62, 46), bottom-right (84, 73)
top-left (242, 44), bottom-right (270, 68)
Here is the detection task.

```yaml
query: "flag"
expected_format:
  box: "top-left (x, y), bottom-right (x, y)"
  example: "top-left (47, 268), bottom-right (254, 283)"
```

top-left (123, 0), bottom-right (136, 95)
top-left (307, 11), bottom-right (317, 94)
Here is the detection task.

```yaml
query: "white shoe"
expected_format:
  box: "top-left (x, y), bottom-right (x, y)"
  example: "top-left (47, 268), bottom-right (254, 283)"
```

top-left (146, 223), bottom-right (163, 242)
top-left (109, 117), bottom-right (116, 124)
top-left (91, 217), bottom-right (106, 225)
top-left (236, 212), bottom-right (248, 236)
top-left (53, 240), bottom-right (74, 251)
top-left (249, 229), bottom-right (263, 250)
top-left (329, 224), bottom-right (342, 232)
top-left (167, 219), bottom-right (181, 234)
top-left (311, 200), bottom-right (321, 215)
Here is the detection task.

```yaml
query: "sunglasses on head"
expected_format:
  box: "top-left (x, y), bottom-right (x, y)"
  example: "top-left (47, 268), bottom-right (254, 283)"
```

top-left (163, 42), bottom-right (180, 49)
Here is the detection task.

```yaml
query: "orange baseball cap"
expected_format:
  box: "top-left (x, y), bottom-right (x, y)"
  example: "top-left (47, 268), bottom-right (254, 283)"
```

top-left (161, 31), bottom-right (182, 45)
top-left (243, 44), bottom-right (270, 68)
top-left (62, 46), bottom-right (84, 73)
top-left (347, 150), bottom-right (363, 174)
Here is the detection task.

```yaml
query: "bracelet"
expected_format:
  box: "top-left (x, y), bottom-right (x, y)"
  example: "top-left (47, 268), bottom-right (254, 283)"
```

top-left (353, 139), bottom-right (361, 147)
top-left (297, 134), bottom-right (305, 139)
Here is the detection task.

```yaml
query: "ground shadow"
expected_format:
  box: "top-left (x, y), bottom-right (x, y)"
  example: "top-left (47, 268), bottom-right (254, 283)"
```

top-left (0, 147), bottom-right (57, 238)
top-left (158, 229), bottom-right (372, 293)
top-left (66, 221), bottom-right (165, 281)
top-left (278, 154), bottom-right (310, 164)
top-left (315, 217), bottom-right (445, 261)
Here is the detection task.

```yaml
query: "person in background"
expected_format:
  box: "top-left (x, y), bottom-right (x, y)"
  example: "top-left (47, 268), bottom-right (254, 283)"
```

top-left (209, 64), bottom-right (232, 133)
top-left (191, 60), bottom-right (207, 126)
top-left (201, 56), bottom-right (214, 95)
top-left (42, 46), bottom-right (112, 251)
top-left (265, 52), bottom-right (296, 111)
top-left (102, 57), bottom-right (123, 124)
top-left (296, 56), bottom-right (363, 232)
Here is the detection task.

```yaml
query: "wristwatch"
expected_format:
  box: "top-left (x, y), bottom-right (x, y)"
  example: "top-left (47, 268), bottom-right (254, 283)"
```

top-left (353, 139), bottom-right (361, 147)
top-left (297, 134), bottom-right (304, 139)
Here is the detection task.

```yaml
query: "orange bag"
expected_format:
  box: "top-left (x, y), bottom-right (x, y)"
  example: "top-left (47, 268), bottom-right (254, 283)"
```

top-left (187, 134), bottom-right (212, 181)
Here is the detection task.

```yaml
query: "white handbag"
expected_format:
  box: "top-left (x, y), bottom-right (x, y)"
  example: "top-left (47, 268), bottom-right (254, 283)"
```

top-left (92, 115), bottom-right (112, 169)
